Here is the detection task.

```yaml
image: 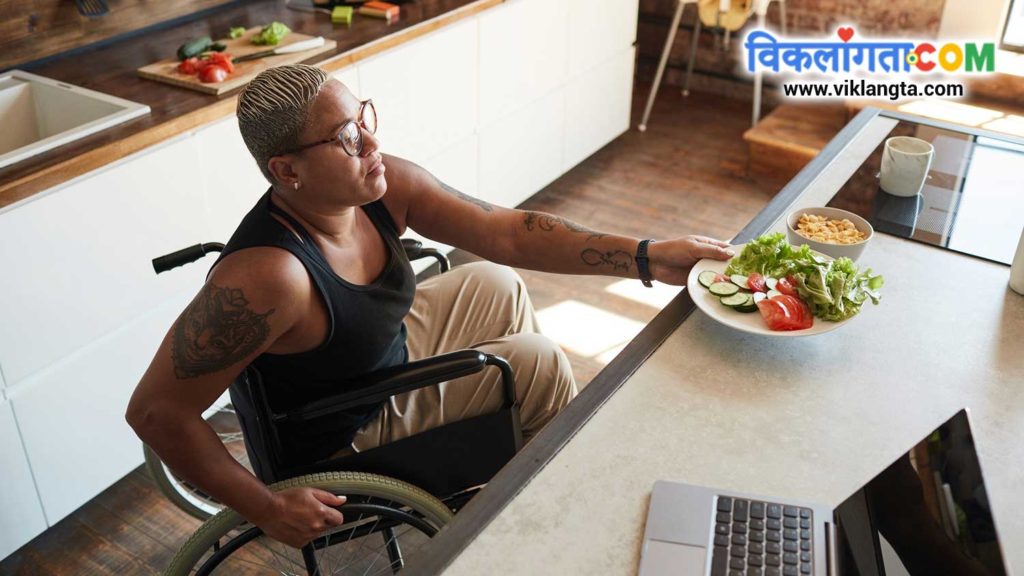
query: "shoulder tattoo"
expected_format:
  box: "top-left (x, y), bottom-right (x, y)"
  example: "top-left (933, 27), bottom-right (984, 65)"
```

top-left (171, 283), bottom-right (276, 379)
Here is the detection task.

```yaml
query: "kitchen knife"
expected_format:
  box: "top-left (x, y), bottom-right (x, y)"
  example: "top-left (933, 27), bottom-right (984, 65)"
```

top-left (233, 36), bottom-right (326, 63)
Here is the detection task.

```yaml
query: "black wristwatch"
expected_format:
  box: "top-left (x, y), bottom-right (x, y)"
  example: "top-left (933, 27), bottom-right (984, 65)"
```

top-left (636, 239), bottom-right (656, 287)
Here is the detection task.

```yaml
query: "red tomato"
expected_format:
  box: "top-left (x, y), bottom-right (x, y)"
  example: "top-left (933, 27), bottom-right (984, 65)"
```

top-left (776, 294), bottom-right (812, 329)
top-left (206, 52), bottom-right (235, 74)
top-left (777, 276), bottom-right (799, 298)
top-left (747, 272), bottom-right (767, 293)
top-left (199, 64), bottom-right (229, 83)
top-left (713, 273), bottom-right (730, 284)
top-left (177, 57), bottom-right (202, 75)
top-left (756, 295), bottom-right (812, 331)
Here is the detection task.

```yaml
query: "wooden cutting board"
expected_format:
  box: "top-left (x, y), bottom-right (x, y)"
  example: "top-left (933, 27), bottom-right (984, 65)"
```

top-left (137, 27), bottom-right (337, 96)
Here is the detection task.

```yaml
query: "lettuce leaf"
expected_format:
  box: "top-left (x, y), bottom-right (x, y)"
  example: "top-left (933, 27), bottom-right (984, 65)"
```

top-left (252, 22), bottom-right (291, 46)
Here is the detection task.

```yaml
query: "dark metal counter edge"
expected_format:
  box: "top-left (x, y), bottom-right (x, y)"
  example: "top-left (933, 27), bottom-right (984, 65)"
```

top-left (408, 107), bottom-right (883, 575)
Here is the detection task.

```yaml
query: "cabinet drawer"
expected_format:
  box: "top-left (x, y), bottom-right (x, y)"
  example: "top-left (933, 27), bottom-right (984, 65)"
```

top-left (0, 401), bottom-right (47, 559)
top-left (358, 18), bottom-right (477, 162)
top-left (195, 117), bottom-right (270, 242)
top-left (10, 290), bottom-right (193, 525)
top-left (0, 137), bottom-right (208, 386)
top-left (563, 47), bottom-right (636, 171)
top-left (568, 0), bottom-right (638, 76)
top-left (479, 0), bottom-right (569, 125)
top-left (479, 89), bottom-right (565, 209)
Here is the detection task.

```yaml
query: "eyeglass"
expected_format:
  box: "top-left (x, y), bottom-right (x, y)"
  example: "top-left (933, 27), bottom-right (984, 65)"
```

top-left (285, 99), bottom-right (378, 157)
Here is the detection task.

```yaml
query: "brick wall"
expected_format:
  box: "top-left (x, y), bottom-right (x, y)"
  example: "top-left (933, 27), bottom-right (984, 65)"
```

top-left (636, 0), bottom-right (947, 100)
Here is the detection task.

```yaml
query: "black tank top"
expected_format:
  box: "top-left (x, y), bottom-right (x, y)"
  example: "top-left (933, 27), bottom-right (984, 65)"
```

top-left (210, 189), bottom-right (416, 464)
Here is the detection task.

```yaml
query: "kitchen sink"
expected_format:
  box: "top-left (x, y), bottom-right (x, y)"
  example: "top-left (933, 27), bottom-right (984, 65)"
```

top-left (0, 70), bottom-right (151, 170)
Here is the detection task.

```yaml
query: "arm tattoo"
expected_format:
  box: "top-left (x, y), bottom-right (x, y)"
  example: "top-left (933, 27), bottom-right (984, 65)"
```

top-left (171, 283), bottom-right (276, 379)
top-left (433, 174), bottom-right (493, 213)
top-left (523, 211), bottom-right (607, 241)
top-left (581, 249), bottom-right (633, 272)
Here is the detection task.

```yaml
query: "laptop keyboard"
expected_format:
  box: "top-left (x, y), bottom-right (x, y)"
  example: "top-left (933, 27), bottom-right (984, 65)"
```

top-left (710, 496), bottom-right (813, 576)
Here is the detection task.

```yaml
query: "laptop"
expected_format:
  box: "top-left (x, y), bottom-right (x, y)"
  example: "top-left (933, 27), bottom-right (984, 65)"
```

top-left (638, 409), bottom-right (1008, 576)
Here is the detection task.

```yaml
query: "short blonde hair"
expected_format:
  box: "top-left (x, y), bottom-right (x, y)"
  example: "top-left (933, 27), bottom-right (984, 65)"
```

top-left (237, 64), bottom-right (329, 183)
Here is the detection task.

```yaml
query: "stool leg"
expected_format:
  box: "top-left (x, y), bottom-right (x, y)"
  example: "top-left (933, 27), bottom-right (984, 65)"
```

top-left (638, 0), bottom-right (687, 132)
top-left (751, 9), bottom-right (767, 126)
top-left (682, 15), bottom-right (701, 97)
top-left (779, 0), bottom-right (787, 35)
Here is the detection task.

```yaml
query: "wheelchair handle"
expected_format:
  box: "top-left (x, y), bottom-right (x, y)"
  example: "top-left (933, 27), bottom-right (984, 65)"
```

top-left (152, 242), bottom-right (224, 274)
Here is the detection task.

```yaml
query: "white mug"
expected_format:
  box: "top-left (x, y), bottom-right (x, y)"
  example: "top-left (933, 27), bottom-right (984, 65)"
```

top-left (879, 136), bottom-right (934, 197)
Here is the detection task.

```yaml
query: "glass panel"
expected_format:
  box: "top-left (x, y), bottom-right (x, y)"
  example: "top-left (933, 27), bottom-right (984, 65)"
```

top-left (827, 119), bottom-right (1024, 264)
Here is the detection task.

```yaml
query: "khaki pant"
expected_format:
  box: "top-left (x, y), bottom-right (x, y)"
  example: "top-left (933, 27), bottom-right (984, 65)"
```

top-left (349, 262), bottom-right (578, 452)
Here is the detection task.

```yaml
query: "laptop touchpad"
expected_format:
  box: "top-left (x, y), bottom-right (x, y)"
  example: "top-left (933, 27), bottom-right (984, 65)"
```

top-left (644, 539), bottom-right (706, 574)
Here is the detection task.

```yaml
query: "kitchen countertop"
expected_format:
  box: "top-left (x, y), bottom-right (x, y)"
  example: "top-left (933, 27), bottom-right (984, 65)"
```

top-left (409, 108), bottom-right (1024, 574)
top-left (0, 0), bottom-right (501, 211)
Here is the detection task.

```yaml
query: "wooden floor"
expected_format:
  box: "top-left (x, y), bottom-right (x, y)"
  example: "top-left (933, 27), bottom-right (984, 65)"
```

top-left (0, 87), bottom-right (782, 576)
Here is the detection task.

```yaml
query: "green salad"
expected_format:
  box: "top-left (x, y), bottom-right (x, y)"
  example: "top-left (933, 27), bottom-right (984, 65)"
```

top-left (725, 233), bottom-right (884, 321)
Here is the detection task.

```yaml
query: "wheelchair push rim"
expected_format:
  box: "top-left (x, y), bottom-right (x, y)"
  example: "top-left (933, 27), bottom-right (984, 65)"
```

top-left (164, 471), bottom-right (455, 576)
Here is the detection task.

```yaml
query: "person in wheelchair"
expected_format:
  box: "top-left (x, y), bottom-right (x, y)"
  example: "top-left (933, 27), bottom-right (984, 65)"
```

top-left (126, 64), bottom-right (734, 550)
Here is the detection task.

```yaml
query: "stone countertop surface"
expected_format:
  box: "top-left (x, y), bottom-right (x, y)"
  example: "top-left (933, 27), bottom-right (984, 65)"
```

top-left (442, 115), bottom-right (1024, 574)
top-left (0, 0), bottom-right (499, 211)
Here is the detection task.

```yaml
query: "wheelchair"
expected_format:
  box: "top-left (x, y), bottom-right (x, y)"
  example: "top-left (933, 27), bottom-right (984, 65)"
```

top-left (147, 239), bottom-right (523, 575)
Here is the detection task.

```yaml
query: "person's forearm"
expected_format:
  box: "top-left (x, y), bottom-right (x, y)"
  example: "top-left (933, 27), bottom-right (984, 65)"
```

top-left (134, 413), bottom-right (277, 523)
top-left (503, 210), bottom-right (643, 278)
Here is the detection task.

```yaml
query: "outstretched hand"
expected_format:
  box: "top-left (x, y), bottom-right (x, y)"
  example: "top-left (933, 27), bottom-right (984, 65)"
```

top-left (647, 235), bottom-right (734, 286)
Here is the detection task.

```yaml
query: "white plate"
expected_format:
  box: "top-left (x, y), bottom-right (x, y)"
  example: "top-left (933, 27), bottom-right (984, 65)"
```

top-left (686, 244), bottom-right (853, 337)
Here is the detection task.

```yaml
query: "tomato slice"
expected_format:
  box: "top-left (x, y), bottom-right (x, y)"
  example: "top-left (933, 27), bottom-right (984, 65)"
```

top-left (199, 64), bottom-right (229, 83)
top-left (777, 276), bottom-right (799, 298)
top-left (177, 57), bottom-right (202, 75)
top-left (795, 297), bottom-right (813, 329)
top-left (206, 52), bottom-right (235, 74)
top-left (756, 295), bottom-right (812, 331)
top-left (747, 272), bottom-right (767, 293)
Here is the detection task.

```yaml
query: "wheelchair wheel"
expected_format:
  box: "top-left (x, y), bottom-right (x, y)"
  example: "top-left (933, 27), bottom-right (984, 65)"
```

top-left (164, 471), bottom-right (454, 575)
top-left (145, 404), bottom-right (250, 520)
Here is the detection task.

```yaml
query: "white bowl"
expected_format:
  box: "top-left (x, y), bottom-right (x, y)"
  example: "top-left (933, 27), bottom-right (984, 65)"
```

top-left (786, 207), bottom-right (873, 261)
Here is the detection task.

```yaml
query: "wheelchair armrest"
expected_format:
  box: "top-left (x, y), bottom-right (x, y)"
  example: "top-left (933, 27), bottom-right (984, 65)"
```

top-left (400, 238), bottom-right (450, 273)
top-left (272, 349), bottom-right (514, 424)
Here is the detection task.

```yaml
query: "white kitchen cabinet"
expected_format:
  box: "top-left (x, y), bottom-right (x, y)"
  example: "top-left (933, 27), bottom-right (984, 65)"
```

top-left (563, 47), bottom-right (636, 171)
top-left (478, 0), bottom-right (569, 126)
top-left (0, 136), bottom-right (209, 387)
top-left (567, 0), bottom-right (638, 77)
top-left (10, 289), bottom-right (193, 525)
top-left (331, 65), bottom-right (361, 98)
top-left (479, 88), bottom-right (565, 209)
top-left (194, 116), bottom-right (269, 242)
top-left (357, 18), bottom-right (477, 163)
top-left (0, 400), bottom-right (47, 560)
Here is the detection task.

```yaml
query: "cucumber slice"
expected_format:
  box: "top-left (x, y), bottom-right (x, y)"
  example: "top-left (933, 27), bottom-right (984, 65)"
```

top-left (753, 292), bottom-right (768, 304)
top-left (730, 274), bottom-right (749, 289)
top-left (766, 277), bottom-right (778, 291)
top-left (767, 289), bottom-right (783, 299)
top-left (709, 282), bottom-right (740, 297)
top-left (698, 270), bottom-right (719, 289)
top-left (720, 293), bottom-right (748, 307)
top-left (735, 294), bottom-right (759, 313)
